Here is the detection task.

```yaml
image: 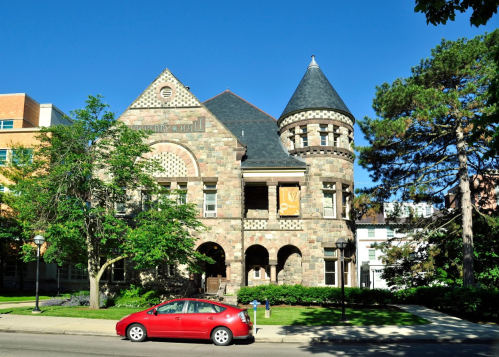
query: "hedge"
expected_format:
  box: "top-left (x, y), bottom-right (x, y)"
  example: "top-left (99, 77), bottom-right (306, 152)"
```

top-left (237, 285), bottom-right (499, 321)
top-left (237, 285), bottom-right (391, 306)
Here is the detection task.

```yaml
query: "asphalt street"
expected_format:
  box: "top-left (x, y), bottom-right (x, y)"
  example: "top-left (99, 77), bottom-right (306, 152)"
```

top-left (0, 333), bottom-right (498, 357)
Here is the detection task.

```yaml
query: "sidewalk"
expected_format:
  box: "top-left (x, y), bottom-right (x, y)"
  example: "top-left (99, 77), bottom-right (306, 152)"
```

top-left (0, 303), bottom-right (498, 344)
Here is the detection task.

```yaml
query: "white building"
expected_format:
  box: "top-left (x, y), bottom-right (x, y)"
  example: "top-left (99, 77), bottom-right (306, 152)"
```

top-left (356, 202), bottom-right (434, 289)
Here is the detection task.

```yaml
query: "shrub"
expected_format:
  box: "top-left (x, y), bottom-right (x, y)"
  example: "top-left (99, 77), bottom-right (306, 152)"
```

top-left (113, 285), bottom-right (161, 308)
top-left (41, 291), bottom-right (109, 308)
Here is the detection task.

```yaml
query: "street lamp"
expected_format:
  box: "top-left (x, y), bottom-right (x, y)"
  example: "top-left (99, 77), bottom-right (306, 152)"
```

top-left (335, 237), bottom-right (348, 323)
top-left (408, 252), bottom-right (416, 287)
top-left (32, 235), bottom-right (45, 314)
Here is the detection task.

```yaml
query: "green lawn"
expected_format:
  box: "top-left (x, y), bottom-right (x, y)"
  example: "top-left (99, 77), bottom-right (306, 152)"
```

top-left (0, 305), bottom-right (429, 326)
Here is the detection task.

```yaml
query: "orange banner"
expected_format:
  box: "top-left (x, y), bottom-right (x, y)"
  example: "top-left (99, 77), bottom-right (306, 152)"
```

top-left (279, 187), bottom-right (300, 216)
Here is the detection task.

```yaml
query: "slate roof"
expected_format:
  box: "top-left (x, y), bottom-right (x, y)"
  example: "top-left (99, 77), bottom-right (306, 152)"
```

top-left (204, 91), bottom-right (306, 169)
top-left (280, 58), bottom-right (353, 120)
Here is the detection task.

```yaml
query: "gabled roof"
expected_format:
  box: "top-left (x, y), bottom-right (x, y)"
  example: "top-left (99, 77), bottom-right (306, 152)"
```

top-left (280, 56), bottom-right (353, 121)
top-left (204, 91), bottom-right (306, 169)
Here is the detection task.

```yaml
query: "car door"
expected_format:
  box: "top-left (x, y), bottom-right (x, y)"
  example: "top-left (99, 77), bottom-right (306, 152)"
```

top-left (182, 301), bottom-right (221, 339)
top-left (148, 300), bottom-right (186, 338)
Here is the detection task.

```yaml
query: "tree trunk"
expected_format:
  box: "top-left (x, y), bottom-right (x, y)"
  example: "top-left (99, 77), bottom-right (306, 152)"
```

top-left (88, 273), bottom-right (100, 309)
top-left (456, 125), bottom-right (474, 287)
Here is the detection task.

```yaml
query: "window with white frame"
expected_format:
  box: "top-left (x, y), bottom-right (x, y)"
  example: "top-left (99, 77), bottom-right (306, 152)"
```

top-left (368, 249), bottom-right (376, 260)
top-left (368, 227), bottom-right (375, 238)
top-left (204, 183), bottom-right (217, 217)
top-left (343, 261), bottom-right (350, 286)
top-left (177, 183), bottom-right (187, 204)
top-left (0, 120), bottom-right (13, 129)
top-left (325, 260), bottom-right (336, 285)
top-left (323, 183), bottom-right (336, 218)
top-left (342, 184), bottom-right (350, 219)
top-left (416, 206), bottom-right (423, 217)
top-left (426, 205), bottom-right (432, 216)
top-left (387, 228), bottom-right (394, 238)
top-left (404, 206), bottom-right (411, 216)
top-left (112, 259), bottom-right (125, 282)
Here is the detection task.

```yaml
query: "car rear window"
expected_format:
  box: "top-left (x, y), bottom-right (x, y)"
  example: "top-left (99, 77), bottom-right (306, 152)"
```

top-left (212, 305), bottom-right (227, 313)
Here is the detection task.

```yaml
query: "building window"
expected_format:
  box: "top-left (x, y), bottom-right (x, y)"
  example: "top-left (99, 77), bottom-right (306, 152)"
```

top-left (70, 264), bottom-right (88, 280)
top-left (343, 261), bottom-right (350, 286)
top-left (5, 260), bottom-right (27, 277)
top-left (425, 205), bottom-right (432, 216)
top-left (404, 206), bottom-right (411, 216)
top-left (301, 134), bottom-right (308, 147)
top-left (157, 263), bottom-right (175, 277)
top-left (204, 183), bottom-right (217, 217)
top-left (323, 183), bottom-right (336, 218)
top-left (112, 259), bottom-right (125, 282)
top-left (12, 149), bottom-right (33, 165)
top-left (177, 183), bottom-right (187, 204)
top-left (253, 266), bottom-right (261, 279)
top-left (320, 133), bottom-right (328, 146)
top-left (115, 187), bottom-right (126, 213)
top-left (0, 120), bottom-right (13, 129)
top-left (300, 126), bottom-right (307, 134)
top-left (265, 266), bottom-right (270, 279)
top-left (368, 227), bottom-right (375, 238)
top-left (368, 249), bottom-right (376, 260)
top-left (158, 183), bottom-right (171, 204)
top-left (333, 134), bottom-right (340, 147)
top-left (325, 260), bottom-right (336, 285)
top-left (387, 228), bottom-right (394, 238)
top-left (416, 206), bottom-right (423, 217)
top-left (324, 248), bottom-right (337, 257)
top-left (342, 184), bottom-right (350, 219)
top-left (0, 149), bottom-right (7, 166)
top-left (496, 186), bottom-right (499, 206)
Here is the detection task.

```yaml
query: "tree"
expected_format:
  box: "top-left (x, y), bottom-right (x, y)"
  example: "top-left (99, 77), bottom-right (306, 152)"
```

top-left (6, 95), bottom-right (211, 308)
top-left (415, 0), bottom-right (499, 27)
top-left (357, 31), bottom-right (499, 287)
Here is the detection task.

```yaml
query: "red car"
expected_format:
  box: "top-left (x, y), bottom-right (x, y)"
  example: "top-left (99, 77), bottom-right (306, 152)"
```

top-left (116, 298), bottom-right (253, 346)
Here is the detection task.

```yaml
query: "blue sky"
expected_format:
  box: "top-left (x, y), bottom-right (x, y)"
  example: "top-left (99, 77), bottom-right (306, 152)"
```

top-left (1, 1), bottom-right (497, 189)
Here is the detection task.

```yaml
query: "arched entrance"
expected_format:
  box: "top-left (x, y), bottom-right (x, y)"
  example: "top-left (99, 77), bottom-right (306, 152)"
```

top-left (277, 245), bottom-right (303, 285)
top-left (197, 242), bottom-right (226, 293)
top-left (245, 245), bottom-right (270, 286)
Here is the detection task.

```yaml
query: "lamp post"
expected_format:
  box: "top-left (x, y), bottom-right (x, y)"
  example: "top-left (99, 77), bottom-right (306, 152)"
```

top-left (408, 252), bottom-right (416, 287)
top-left (32, 235), bottom-right (45, 314)
top-left (335, 237), bottom-right (348, 323)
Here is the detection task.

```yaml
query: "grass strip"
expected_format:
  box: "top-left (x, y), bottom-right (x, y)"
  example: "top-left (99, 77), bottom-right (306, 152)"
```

top-left (0, 305), bottom-right (429, 326)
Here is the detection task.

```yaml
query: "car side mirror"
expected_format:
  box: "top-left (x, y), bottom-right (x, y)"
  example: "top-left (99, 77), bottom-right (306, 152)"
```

top-left (153, 308), bottom-right (157, 316)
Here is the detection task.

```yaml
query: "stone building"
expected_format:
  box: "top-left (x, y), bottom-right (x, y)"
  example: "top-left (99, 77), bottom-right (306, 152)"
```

top-left (117, 56), bottom-right (356, 294)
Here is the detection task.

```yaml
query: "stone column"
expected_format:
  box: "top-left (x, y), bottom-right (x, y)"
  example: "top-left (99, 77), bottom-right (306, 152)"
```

top-left (269, 259), bottom-right (277, 285)
top-left (267, 182), bottom-right (280, 229)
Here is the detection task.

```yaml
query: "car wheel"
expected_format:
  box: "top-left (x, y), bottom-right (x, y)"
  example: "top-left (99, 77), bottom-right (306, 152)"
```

top-left (212, 326), bottom-right (233, 346)
top-left (127, 323), bottom-right (147, 342)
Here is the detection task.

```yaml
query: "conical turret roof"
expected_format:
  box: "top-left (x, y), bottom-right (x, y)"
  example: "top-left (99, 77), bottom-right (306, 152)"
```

top-left (280, 56), bottom-right (352, 120)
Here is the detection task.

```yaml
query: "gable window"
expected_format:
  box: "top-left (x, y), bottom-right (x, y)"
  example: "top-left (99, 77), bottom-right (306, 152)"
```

top-left (325, 260), bottom-right (336, 286)
top-left (204, 183), bottom-right (217, 217)
top-left (323, 183), bottom-right (336, 218)
top-left (368, 227), bottom-right (375, 238)
top-left (0, 120), bottom-right (13, 129)
top-left (368, 249), bottom-right (376, 260)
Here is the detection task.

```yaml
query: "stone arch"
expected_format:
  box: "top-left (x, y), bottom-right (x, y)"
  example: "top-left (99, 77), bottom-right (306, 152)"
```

top-left (142, 141), bottom-right (200, 178)
top-left (270, 236), bottom-right (311, 261)
top-left (194, 237), bottom-right (234, 261)
top-left (277, 245), bottom-right (303, 285)
top-left (197, 242), bottom-right (226, 279)
top-left (245, 244), bottom-right (270, 286)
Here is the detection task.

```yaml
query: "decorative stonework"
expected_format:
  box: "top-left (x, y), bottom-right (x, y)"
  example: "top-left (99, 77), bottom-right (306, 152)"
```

top-left (155, 82), bottom-right (177, 102)
top-left (244, 219), bottom-right (268, 230)
top-left (279, 110), bottom-right (353, 129)
top-left (130, 70), bottom-right (201, 109)
top-left (279, 219), bottom-right (303, 230)
top-left (151, 151), bottom-right (188, 177)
